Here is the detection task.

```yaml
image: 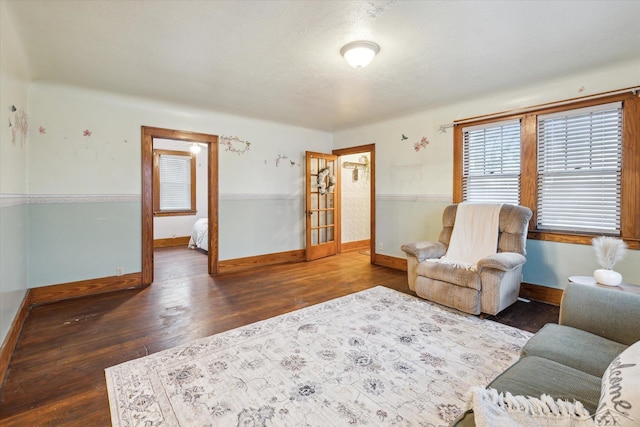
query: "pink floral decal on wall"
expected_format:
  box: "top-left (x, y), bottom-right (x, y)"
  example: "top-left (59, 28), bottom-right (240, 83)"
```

top-left (219, 135), bottom-right (250, 155)
top-left (83, 129), bottom-right (92, 137)
top-left (414, 137), bottom-right (429, 152)
top-left (8, 105), bottom-right (28, 146)
top-left (39, 126), bottom-right (46, 134)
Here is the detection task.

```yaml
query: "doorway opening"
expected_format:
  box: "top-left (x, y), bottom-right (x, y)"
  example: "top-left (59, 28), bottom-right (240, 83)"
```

top-left (141, 126), bottom-right (219, 285)
top-left (333, 144), bottom-right (375, 265)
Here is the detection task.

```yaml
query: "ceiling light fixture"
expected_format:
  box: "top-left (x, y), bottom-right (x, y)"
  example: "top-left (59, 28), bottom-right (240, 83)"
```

top-left (190, 143), bottom-right (201, 154)
top-left (340, 41), bottom-right (380, 69)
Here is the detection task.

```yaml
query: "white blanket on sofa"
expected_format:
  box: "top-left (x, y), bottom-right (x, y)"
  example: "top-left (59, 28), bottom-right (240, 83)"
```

top-left (438, 202), bottom-right (502, 270)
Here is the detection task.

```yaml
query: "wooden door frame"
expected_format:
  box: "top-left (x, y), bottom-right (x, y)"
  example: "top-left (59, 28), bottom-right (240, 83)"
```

top-left (141, 126), bottom-right (219, 285)
top-left (332, 144), bottom-right (375, 265)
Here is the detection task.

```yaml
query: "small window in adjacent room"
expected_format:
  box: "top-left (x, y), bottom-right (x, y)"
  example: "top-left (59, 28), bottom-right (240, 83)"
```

top-left (153, 149), bottom-right (196, 216)
top-left (462, 119), bottom-right (521, 205)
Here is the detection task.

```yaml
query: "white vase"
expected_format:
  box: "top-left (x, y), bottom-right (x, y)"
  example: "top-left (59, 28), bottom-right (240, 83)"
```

top-left (593, 269), bottom-right (623, 286)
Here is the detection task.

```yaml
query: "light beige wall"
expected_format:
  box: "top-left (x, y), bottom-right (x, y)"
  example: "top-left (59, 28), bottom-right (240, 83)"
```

top-left (334, 58), bottom-right (640, 288)
top-left (26, 82), bottom-right (333, 285)
top-left (0, 0), bottom-right (30, 348)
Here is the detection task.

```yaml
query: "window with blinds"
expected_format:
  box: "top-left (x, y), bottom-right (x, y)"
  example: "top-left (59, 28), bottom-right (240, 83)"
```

top-left (153, 149), bottom-right (196, 215)
top-left (462, 120), bottom-right (521, 205)
top-left (537, 102), bottom-right (622, 234)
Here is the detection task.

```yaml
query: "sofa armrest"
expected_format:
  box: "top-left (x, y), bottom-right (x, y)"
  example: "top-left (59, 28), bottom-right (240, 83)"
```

top-left (560, 282), bottom-right (640, 346)
top-left (477, 252), bottom-right (526, 272)
top-left (400, 241), bottom-right (446, 262)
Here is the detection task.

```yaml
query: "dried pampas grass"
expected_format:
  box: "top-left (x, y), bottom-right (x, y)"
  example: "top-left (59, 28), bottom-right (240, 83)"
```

top-left (592, 236), bottom-right (627, 270)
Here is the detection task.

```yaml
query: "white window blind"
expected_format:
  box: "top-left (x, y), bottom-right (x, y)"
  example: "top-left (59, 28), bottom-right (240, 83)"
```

top-left (159, 154), bottom-right (192, 211)
top-left (462, 119), bottom-right (521, 204)
top-left (537, 102), bottom-right (622, 234)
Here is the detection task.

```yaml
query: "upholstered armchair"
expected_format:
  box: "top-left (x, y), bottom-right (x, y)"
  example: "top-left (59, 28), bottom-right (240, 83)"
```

top-left (401, 203), bottom-right (532, 315)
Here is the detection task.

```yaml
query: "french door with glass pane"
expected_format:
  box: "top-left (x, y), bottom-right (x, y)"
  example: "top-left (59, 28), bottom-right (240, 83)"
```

top-left (305, 151), bottom-right (339, 261)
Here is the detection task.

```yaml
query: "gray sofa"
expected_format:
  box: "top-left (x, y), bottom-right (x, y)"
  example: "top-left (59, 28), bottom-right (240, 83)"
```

top-left (453, 281), bottom-right (640, 426)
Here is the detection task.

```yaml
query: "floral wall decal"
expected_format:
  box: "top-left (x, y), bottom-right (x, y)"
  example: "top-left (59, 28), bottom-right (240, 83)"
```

top-left (275, 154), bottom-right (288, 167)
top-left (273, 155), bottom-right (300, 167)
top-left (414, 137), bottom-right (430, 152)
top-left (83, 129), bottom-right (92, 137)
top-left (219, 135), bottom-right (251, 155)
top-left (39, 126), bottom-right (46, 134)
top-left (400, 133), bottom-right (430, 152)
top-left (8, 105), bottom-right (28, 146)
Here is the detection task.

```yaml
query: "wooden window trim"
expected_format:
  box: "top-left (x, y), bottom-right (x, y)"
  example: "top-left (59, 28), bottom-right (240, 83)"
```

top-left (454, 92), bottom-right (640, 249)
top-left (153, 149), bottom-right (197, 216)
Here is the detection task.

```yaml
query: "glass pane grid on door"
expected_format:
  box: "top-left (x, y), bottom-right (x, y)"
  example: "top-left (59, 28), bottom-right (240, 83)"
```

top-left (309, 158), bottom-right (335, 243)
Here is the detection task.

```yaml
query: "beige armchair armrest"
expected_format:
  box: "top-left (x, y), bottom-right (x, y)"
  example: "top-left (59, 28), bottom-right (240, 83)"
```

top-left (477, 252), bottom-right (526, 272)
top-left (401, 241), bottom-right (446, 262)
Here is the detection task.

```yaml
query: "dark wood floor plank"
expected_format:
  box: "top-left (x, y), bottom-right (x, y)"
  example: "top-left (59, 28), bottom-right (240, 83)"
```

top-left (0, 248), bottom-right (558, 425)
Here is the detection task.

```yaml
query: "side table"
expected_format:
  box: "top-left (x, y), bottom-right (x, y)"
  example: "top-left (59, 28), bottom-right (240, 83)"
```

top-left (568, 275), bottom-right (640, 295)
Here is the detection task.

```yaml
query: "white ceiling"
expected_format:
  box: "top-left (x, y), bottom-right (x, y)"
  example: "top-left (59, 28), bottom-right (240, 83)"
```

top-left (6, 0), bottom-right (640, 131)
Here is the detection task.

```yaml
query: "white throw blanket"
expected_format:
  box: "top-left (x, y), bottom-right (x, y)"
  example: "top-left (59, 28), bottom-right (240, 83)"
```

top-left (468, 387), bottom-right (595, 427)
top-left (438, 203), bottom-right (502, 270)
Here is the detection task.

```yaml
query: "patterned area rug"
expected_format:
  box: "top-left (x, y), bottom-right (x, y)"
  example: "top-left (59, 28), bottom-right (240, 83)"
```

top-left (105, 286), bottom-right (532, 426)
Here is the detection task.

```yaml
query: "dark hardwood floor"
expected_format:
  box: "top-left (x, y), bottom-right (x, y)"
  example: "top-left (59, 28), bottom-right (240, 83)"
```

top-left (0, 248), bottom-right (559, 426)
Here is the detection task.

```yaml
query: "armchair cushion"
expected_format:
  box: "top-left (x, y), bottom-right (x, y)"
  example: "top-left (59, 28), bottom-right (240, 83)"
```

top-left (416, 261), bottom-right (481, 290)
top-left (438, 204), bottom-right (532, 256)
top-left (401, 241), bottom-right (446, 262)
top-left (498, 205), bottom-right (533, 255)
top-left (477, 252), bottom-right (526, 272)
